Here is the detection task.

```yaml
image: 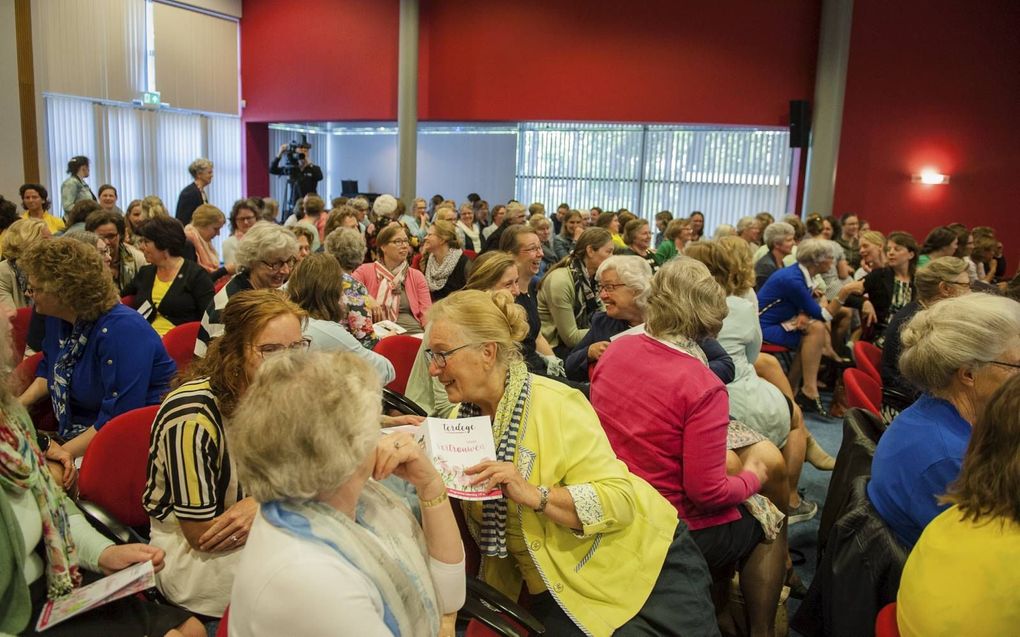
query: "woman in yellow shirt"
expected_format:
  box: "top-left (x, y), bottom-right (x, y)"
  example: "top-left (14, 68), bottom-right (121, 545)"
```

top-left (19, 183), bottom-right (65, 235)
top-left (896, 373), bottom-right (1020, 636)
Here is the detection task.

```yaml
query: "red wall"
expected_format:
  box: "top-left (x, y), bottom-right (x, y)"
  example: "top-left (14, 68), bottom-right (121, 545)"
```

top-left (833, 0), bottom-right (1020, 269)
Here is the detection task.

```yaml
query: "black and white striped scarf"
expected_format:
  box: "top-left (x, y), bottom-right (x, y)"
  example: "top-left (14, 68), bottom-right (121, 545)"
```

top-left (458, 361), bottom-right (530, 558)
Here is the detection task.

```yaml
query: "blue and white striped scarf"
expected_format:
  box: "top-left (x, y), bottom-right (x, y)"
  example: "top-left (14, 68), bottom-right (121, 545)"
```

top-left (51, 320), bottom-right (94, 440)
top-left (458, 361), bottom-right (530, 558)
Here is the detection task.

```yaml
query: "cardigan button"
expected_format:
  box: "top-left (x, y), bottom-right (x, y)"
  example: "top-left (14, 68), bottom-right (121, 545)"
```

top-left (111, 391), bottom-right (118, 397)
top-left (530, 540), bottom-right (541, 551)
top-left (553, 583), bottom-right (564, 593)
top-left (101, 328), bottom-right (108, 334)
top-left (106, 359), bottom-right (113, 365)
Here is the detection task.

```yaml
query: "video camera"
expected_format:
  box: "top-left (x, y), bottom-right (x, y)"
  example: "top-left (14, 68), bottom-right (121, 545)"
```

top-left (279, 134), bottom-right (310, 178)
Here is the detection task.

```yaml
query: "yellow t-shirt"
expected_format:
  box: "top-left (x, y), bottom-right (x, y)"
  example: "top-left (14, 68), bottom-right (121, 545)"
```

top-left (22, 212), bottom-right (65, 235)
top-left (897, 506), bottom-right (1020, 636)
top-left (150, 275), bottom-right (176, 336)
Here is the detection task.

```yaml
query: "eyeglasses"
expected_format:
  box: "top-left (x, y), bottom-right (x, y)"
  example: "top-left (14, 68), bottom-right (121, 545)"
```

top-left (598, 282), bottom-right (627, 293)
top-left (388, 239), bottom-right (410, 246)
top-left (424, 343), bottom-right (479, 368)
top-left (519, 245), bottom-right (543, 255)
top-left (988, 360), bottom-right (1020, 371)
top-left (260, 257), bottom-right (297, 273)
top-left (253, 337), bottom-right (312, 359)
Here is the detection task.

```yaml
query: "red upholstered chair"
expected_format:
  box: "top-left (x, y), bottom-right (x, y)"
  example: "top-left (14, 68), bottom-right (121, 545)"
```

top-left (12, 352), bottom-right (57, 432)
top-left (875, 602), bottom-right (900, 637)
top-left (77, 405), bottom-right (160, 541)
top-left (844, 368), bottom-right (882, 417)
top-left (373, 334), bottom-right (422, 395)
top-left (761, 341), bottom-right (794, 372)
top-left (120, 295), bottom-right (136, 307)
top-left (11, 306), bottom-right (32, 362)
top-left (214, 276), bottom-right (230, 293)
top-left (464, 249), bottom-right (477, 260)
top-left (216, 606), bottom-right (230, 637)
top-left (854, 340), bottom-right (883, 385)
top-left (411, 252), bottom-right (423, 271)
top-left (162, 321), bottom-right (201, 374)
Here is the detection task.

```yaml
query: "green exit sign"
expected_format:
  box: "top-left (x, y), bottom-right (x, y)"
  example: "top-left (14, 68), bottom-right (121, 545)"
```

top-left (142, 91), bottom-right (161, 106)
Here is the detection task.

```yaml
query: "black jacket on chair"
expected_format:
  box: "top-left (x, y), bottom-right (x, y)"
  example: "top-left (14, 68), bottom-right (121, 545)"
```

top-left (793, 476), bottom-right (908, 637)
top-left (124, 259), bottom-right (215, 328)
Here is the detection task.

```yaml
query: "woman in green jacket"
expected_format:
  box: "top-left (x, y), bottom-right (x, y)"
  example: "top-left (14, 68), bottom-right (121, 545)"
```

top-left (426, 289), bottom-right (718, 637)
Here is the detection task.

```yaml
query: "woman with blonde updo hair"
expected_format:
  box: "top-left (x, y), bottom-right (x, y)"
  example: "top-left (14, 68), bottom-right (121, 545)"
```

top-left (184, 204), bottom-right (226, 274)
top-left (869, 293), bottom-right (1020, 548)
top-left (426, 289), bottom-right (716, 636)
top-left (593, 257), bottom-right (788, 636)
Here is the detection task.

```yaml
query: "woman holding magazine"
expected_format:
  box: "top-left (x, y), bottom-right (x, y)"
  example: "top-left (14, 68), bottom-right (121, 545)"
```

top-left (424, 289), bottom-right (717, 637)
top-left (0, 310), bottom-right (202, 636)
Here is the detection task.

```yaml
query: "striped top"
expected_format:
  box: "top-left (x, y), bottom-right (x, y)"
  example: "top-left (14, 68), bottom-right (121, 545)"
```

top-left (194, 271), bottom-right (252, 358)
top-left (143, 377), bottom-right (240, 522)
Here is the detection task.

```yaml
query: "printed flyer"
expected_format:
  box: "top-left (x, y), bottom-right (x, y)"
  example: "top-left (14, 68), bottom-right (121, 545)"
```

top-left (36, 560), bottom-right (155, 631)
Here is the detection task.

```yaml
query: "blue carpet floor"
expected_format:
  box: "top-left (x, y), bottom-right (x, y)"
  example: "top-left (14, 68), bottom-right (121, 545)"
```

top-left (787, 395), bottom-right (844, 632)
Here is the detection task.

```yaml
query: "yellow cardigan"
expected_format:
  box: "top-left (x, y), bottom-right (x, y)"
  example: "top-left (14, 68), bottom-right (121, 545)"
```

top-left (459, 375), bottom-right (679, 637)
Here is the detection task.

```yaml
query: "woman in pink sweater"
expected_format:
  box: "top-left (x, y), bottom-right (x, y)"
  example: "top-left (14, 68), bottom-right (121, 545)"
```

top-left (352, 223), bottom-right (431, 335)
top-left (591, 257), bottom-right (788, 637)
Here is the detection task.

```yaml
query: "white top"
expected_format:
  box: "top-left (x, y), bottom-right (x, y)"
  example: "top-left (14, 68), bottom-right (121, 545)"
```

top-left (304, 317), bottom-right (396, 385)
top-left (222, 235), bottom-right (240, 267)
top-left (230, 510), bottom-right (465, 637)
top-left (717, 295), bottom-right (791, 446)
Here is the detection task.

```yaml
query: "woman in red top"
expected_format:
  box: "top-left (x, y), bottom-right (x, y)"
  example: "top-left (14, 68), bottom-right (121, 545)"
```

top-left (591, 257), bottom-right (788, 637)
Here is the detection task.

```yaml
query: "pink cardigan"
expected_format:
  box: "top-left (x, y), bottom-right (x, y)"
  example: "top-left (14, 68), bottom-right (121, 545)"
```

top-left (352, 262), bottom-right (432, 328)
top-left (591, 333), bottom-right (760, 531)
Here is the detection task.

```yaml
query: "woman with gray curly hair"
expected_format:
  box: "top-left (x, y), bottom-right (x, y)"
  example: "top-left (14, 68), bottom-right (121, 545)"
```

top-left (591, 257), bottom-right (787, 636)
top-left (17, 239), bottom-right (175, 458)
top-left (194, 221), bottom-right (298, 357)
top-left (868, 293), bottom-right (1020, 549)
top-left (175, 158), bottom-right (213, 226)
top-left (228, 350), bottom-right (465, 636)
top-left (324, 227), bottom-right (376, 347)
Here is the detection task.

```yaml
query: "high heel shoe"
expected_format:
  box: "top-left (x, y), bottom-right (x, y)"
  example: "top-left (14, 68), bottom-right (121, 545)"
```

top-left (795, 390), bottom-right (826, 416)
top-left (805, 434), bottom-right (836, 470)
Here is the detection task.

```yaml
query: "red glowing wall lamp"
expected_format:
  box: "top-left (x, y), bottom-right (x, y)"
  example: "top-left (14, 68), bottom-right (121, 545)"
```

top-left (911, 169), bottom-right (950, 185)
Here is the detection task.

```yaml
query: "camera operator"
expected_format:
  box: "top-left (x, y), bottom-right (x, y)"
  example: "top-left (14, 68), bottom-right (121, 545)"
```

top-left (270, 141), bottom-right (323, 213)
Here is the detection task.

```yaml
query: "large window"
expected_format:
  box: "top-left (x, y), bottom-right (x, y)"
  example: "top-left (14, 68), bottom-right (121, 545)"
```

top-left (45, 94), bottom-right (241, 246)
top-left (515, 122), bottom-right (793, 230)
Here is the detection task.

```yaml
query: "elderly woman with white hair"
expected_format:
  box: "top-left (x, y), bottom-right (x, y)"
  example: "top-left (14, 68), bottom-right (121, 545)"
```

top-left (736, 215), bottom-right (762, 247)
top-left (228, 351), bottom-right (465, 636)
top-left (175, 158), bottom-right (213, 226)
top-left (754, 221), bottom-right (796, 290)
top-left (591, 258), bottom-right (787, 636)
top-left (868, 293), bottom-right (1020, 548)
top-left (194, 222), bottom-right (298, 357)
top-left (757, 239), bottom-right (861, 414)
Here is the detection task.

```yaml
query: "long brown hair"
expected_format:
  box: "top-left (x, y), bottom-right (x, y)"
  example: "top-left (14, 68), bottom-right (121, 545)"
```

top-left (287, 253), bottom-right (347, 323)
top-left (465, 252), bottom-right (517, 291)
top-left (940, 373), bottom-right (1020, 524)
top-left (178, 289), bottom-right (306, 417)
top-left (537, 227), bottom-right (612, 290)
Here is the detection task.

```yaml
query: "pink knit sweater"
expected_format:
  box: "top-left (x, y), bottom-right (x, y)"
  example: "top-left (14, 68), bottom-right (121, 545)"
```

top-left (591, 333), bottom-right (760, 531)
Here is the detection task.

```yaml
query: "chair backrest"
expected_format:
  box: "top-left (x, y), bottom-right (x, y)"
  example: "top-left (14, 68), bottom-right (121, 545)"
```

top-left (12, 352), bottom-right (57, 432)
top-left (120, 294), bottom-right (136, 307)
top-left (875, 603), bottom-right (900, 637)
top-left (214, 276), bottom-right (230, 293)
top-left (162, 321), bottom-right (202, 374)
top-left (11, 306), bottom-right (32, 362)
top-left (78, 405), bottom-right (160, 528)
top-left (854, 340), bottom-right (883, 384)
top-left (845, 368), bottom-right (882, 416)
top-left (818, 407), bottom-right (885, 559)
top-left (411, 252), bottom-right (423, 271)
top-left (463, 249), bottom-right (477, 261)
top-left (216, 605), bottom-right (230, 637)
top-left (373, 334), bottom-right (423, 395)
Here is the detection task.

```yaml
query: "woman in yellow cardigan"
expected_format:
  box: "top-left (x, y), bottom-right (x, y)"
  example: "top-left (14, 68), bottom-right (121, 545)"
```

top-left (426, 289), bottom-right (717, 637)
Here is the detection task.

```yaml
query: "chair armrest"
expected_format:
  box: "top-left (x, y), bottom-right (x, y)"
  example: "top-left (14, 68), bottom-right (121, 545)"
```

top-left (382, 388), bottom-right (428, 417)
top-left (465, 577), bottom-right (544, 635)
top-left (76, 499), bottom-right (148, 545)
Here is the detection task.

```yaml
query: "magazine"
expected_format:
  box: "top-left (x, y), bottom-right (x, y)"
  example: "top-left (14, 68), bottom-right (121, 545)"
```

top-left (35, 560), bottom-right (156, 631)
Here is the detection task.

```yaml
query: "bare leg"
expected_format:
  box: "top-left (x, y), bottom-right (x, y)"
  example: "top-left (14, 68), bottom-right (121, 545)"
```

top-left (799, 321), bottom-right (827, 399)
top-left (734, 440), bottom-right (788, 513)
top-left (168, 617), bottom-right (206, 637)
top-left (784, 414), bottom-right (807, 509)
top-left (755, 354), bottom-right (835, 469)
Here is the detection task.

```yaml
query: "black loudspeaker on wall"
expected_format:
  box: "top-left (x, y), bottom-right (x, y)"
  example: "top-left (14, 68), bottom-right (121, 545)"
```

top-left (789, 100), bottom-right (811, 148)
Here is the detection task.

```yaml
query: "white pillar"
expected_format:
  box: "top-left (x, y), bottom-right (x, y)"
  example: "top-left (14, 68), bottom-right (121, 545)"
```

top-left (803, 0), bottom-right (853, 215)
top-left (397, 0), bottom-right (418, 205)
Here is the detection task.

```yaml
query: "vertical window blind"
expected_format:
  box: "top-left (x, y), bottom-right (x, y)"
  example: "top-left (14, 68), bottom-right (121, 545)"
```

top-left (515, 122), bottom-right (792, 232)
top-left (44, 94), bottom-right (241, 247)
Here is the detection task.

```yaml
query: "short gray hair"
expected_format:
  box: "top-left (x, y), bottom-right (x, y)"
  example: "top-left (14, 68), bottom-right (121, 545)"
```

top-left (712, 224), bottom-right (736, 239)
top-left (229, 351), bottom-right (382, 502)
top-left (188, 158), bottom-right (213, 177)
top-left (349, 197), bottom-right (369, 212)
top-left (795, 238), bottom-right (834, 266)
top-left (596, 255), bottom-right (653, 312)
top-left (736, 216), bottom-right (758, 233)
top-left (645, 257), bottom-right (728, 341)
top-left (373, 194), bottom-right (398, 217)
top-left (324, 227), bottom-right (367, 272)
top-left (763, 221), bottom-right (795, 249)
top-left (900, 294), bottom-right (1020, 393)
top-left (234, 221), bottom-right (298, 272)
